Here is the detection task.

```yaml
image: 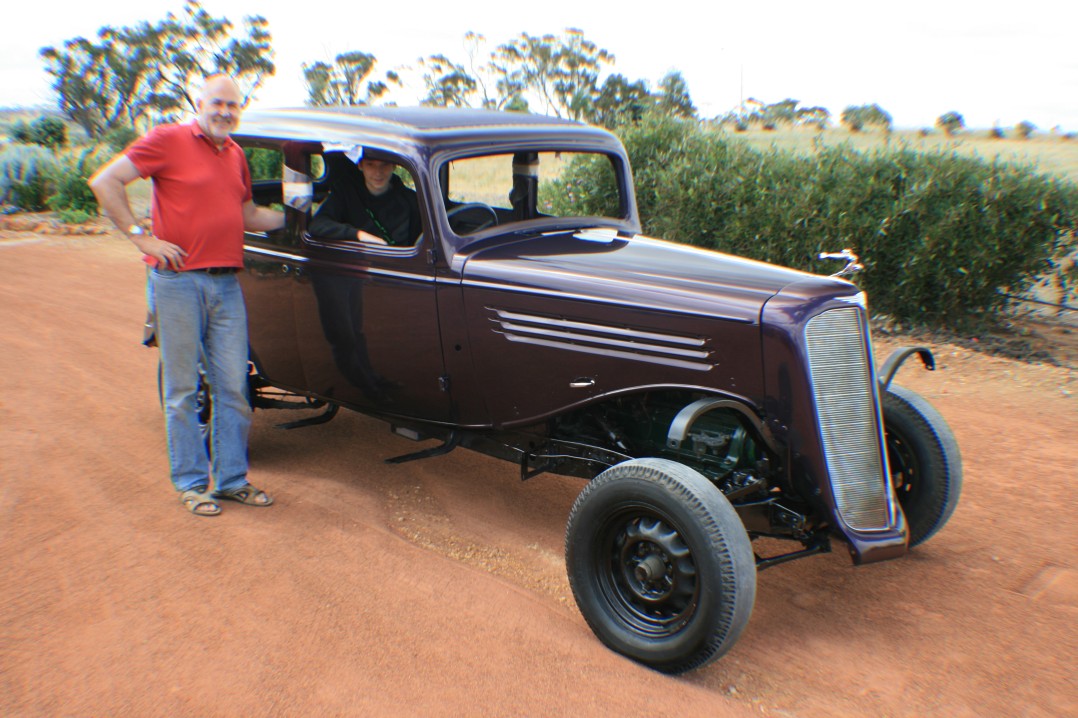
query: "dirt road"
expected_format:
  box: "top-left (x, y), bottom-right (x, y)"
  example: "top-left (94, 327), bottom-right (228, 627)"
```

top-left (1, 231), bottom-right (1075, 717)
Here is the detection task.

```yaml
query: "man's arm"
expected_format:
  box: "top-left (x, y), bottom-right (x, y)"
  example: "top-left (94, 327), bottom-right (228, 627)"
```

top-left (242, 200), bottom-right (286, 233)
top-left (89, 156), bottom-right (188, 269)
top-left (307, 193), bottom-right (387, 244)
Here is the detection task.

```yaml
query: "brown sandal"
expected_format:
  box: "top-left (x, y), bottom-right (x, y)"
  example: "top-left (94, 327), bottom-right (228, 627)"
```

top-left (181, 489), bottom-right (221, 516)
top-left (214, 484), bottom-right (273, 507)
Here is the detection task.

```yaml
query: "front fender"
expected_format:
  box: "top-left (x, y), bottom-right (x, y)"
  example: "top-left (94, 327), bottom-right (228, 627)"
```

top-left (878, 347), bottom-right (935, 390)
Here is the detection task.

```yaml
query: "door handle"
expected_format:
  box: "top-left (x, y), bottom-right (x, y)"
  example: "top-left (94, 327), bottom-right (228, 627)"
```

top-left (569, 378), bottom-right (595, 389)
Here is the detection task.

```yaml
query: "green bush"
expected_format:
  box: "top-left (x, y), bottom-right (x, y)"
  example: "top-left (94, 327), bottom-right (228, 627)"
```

top-left (245, 147), bottom-right (283, 180)
top-left (55, 207), bottom-right (93, 224)
top-left (10, 116), bottom-right (67, 149)
top-left (47, 147), bottom-right (107, 215)
top-left (557, 114), bottom-right (1078, 328)
top-left (0, 144), bottom-right (60, 211)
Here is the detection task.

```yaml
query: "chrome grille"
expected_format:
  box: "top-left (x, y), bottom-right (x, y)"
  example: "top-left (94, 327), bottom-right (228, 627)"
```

top-left (805, 307), bottom-right (889, 530)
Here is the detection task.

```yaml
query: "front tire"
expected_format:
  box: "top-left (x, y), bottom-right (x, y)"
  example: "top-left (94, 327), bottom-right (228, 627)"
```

top-left (565, 458), bottom-right (756, 674)
top-left (882, 385), bottom-right (963, 547)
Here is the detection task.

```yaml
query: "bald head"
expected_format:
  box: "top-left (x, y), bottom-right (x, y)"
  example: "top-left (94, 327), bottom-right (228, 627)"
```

top-left (196, 75), bottom-right (243, 147)
top-left (200, 74), bottom-right (241, 101)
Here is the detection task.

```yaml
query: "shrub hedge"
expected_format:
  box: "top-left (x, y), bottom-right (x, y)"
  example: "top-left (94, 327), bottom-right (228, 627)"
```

top-left (559, 115), bottom-right (1078, 328)
top-left (0, 144), bottom-right (107, 217)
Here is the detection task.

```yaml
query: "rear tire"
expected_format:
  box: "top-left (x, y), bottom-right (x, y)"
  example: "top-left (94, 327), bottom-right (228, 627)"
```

top-left (565, 458), bottom-right (756, 674)
top-left (882, 385), bottom-right (962, 547)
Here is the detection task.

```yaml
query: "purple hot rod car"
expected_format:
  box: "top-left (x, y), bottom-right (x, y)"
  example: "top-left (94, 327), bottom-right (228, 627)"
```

top-left (230, 107), bottom-right (961, 673)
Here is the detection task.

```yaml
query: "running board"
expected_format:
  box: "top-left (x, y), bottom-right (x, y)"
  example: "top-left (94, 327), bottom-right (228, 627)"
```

top-left (276, 403), bottom-right (339, 430)
top-left (385, 431), bottom-right (461, 464)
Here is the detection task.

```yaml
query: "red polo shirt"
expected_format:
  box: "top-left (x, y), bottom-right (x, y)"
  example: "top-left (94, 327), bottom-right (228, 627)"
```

top-left (126, 120), bottom-right (253, 269)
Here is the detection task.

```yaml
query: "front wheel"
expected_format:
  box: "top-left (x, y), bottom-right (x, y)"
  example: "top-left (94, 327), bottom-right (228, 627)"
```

top-left (882, 384), bottom-right (963, 547)
top-left (565, 458), bottom-right (756, 674)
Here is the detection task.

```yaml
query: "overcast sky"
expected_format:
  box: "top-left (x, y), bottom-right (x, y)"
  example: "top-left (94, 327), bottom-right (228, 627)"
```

top-left (3, 0), bottom-right (1075, 130)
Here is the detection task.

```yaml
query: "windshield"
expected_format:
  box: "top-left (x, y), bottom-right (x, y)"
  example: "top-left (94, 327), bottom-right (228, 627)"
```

top-left (440, 151), bottom-right (626, 236)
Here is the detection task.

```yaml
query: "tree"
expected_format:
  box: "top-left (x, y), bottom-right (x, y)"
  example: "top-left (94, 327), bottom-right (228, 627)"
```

top-left (492, 29), bottom-right (613, 119)
top-left (841, 104), bottom-right (892, 133)
top-left (588, 74), bottom-right (651, 128)
top-left (39, 33), bottom-right (156, 138)
top-left (1014, 120), bottom-right (1036, 140)
top-left (796, 106), bottom-right (831, 130)
top-left (419, 54), bottom-right (478, 108)
top-left (840, 106), bottom-right (863, 132)
top-left (656, 71), bottom-right (696, 120)
top-left (936, 111), bottom-right (965, 136)
top-left (150, 1), bottom-right (274, 113)
top-left (302, 52), bottom-right (400, 106)
top-left (551, 29), bottom-right (613, 121)
top-left (735, 98), bottom-right (828, 131)
top-left (461, 32), bottom-right (525, 111)
top-left (492, 32), bottom-right (561, 116)
top-left (39, 1), bottom-right (274, 138)
top-left (760, 98), bottom-right (800, 129)
top-left (301, 61), bottom-right (336, 107)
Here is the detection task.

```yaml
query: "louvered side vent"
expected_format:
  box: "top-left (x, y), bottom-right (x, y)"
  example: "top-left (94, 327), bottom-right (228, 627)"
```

top-left (804, 307), bottom-right (889, 531)
top-left (489, 309), bottom-right (714, 372)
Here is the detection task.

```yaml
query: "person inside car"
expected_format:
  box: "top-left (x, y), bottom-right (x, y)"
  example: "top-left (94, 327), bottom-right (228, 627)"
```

top-left (309, 155), bottom-right (421, 246)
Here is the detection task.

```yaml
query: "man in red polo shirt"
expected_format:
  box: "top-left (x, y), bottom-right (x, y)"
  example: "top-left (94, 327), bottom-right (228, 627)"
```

top-left (91, 75), bottom-right (284, 517)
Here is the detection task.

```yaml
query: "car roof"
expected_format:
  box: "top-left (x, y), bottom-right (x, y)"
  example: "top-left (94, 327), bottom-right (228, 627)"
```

top-left (235, 106), bottom-right (624, 154)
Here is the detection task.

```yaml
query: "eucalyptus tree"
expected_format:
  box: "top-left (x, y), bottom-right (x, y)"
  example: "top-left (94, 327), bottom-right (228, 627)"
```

top-left (589, 74), bottom-right (651, 128)
top-left (39, 0), bottom-right (274, 138)
top-left (302, 52), bottom-right (400, 107)
top-left (492, 29), bottom-right (613, 119)
top-left (419, 54), bottom-right (478, 108)
top-left (841, 103), bottom-right (893, 132)
top-left (656, 71), bottom-right (696, 120)
top-left (936, 111), bottom-right (965, 136)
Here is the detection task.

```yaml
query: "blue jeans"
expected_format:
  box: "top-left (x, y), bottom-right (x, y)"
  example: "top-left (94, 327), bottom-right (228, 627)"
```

top-left (149, 268), bottom-right (251, 493)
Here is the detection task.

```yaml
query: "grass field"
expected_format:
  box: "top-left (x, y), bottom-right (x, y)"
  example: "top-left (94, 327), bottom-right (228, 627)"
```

top-left (724, 126), bottom-right (1078, 185)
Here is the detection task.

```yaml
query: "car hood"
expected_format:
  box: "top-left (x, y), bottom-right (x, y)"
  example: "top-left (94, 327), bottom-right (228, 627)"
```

top-left (457, 229), bottom-right (858, 323)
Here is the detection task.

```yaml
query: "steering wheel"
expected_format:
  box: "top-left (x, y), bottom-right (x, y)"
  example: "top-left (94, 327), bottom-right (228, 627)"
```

top-left (446, 202), bottom-right (499, 233)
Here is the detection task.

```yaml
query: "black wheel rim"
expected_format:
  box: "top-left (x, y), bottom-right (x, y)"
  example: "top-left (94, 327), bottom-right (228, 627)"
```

top-left (594, 506), bottom-right (699, 637)
top-left (886, 426), bottom-right (923, 513)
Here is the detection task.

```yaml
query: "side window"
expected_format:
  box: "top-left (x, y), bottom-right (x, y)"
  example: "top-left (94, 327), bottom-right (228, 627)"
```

top-left (306, 150), bottom-right (423, 249)
top-left (243, 146), bottom-right (284, 208)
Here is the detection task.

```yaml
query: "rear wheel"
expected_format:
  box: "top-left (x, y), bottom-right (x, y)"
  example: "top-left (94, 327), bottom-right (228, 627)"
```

top-left (565, 458), bottom-right (756, 674)
top-left (882, 384), bottom-right (963, 547)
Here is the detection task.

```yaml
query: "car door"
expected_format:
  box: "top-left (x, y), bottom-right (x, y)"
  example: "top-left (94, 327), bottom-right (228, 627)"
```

top-left (291, 151), bottom-right (450, 421)
top-left (291, 243), bottom-right (449, 420)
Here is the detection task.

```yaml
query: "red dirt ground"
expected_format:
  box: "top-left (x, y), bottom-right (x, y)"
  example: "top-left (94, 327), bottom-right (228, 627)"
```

top-left (1, 230), bottom-right (1075, 717)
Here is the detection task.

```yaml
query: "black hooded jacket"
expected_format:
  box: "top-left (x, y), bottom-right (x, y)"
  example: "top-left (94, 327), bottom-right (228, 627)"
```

top-left (309, 173), bottom-right (421, 246)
